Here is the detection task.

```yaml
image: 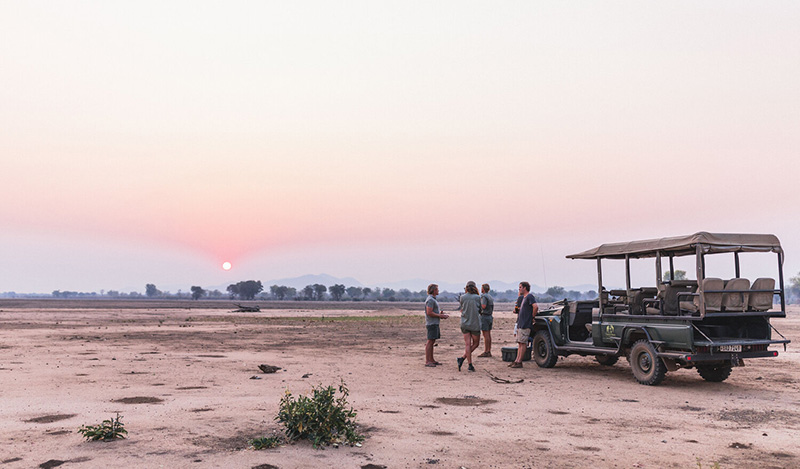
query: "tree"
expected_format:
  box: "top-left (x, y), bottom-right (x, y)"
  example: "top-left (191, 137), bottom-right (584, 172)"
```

top-left (145, 284), bottom-right (161, 298)
top-left (329, 284), bottom-right (346, 301)
top-left (346, 286), bottom-right (363, 300)
top-left (227, 280), bottom-right (263, 300)
top-left (239, 280), bottom-right (263, 300)
top-left (313, 284), bottom-right (327, 301)
top-left (664, 270), bottom-right (687, 281)
top-left (190, 286), bottom-right (206, 300)
top-left (270, 285), bottom-right (291, 300)
top-left (566, 290), bottom-right (582, 300)
top-left (302, 285), bottom-right (315, 300)
top-left (790, 272), bottom-right (800, 303)
top-left (362, 287), bottom-right (372, 300)
top-left (269, 285), bottom-right (297, 300)
top-left (545, 286), bottom-right (566, 299)
top-left (381, 288), bottom-right (396, 300)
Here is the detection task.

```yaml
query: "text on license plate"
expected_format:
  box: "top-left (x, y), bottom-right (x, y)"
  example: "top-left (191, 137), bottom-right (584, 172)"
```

top-left (719, 345), bottom-right (742, 352)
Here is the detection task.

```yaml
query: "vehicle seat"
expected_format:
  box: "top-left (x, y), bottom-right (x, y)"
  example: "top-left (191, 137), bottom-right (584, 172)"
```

top-left (748, 277), bottom-right (775, 312)
top-left (663, 281), bottom-right (697, 315)
top-left (628, 288), bottom-right (656, 315)
top-left (645, 283), bottom-right (666, 315)
top-left (569, 301), bottom-right (594, 329)
top-left (680, 278), bottom-right (723, 313)
top-left (722, 278), bottom-right (750, 312)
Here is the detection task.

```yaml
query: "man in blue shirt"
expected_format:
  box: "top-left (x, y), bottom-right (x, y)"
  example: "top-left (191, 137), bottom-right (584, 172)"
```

top-left (510, 281), bottom-right (538, 368)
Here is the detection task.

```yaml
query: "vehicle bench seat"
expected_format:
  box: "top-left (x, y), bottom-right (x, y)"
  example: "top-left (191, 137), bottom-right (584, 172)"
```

top-left (749, 278), bottom-right (775, 311)
top-left (568, 301), bottom-right (594, 326)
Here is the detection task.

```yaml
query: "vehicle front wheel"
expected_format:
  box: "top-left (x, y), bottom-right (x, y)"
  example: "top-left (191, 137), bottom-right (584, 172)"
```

top-left (629, 339), bottom-right (666, 385)
top-left (596, 354), bottom-right (619, 366)
top-left (696, 363), bottom-right (732, 382)
top-left (532, 330), bottom-right (558, 368)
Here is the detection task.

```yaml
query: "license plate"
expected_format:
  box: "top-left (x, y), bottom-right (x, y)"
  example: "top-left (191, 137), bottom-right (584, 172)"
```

top-left (719, 345), bottom-right (742, 352)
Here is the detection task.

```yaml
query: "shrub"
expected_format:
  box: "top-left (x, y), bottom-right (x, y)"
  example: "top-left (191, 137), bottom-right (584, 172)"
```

top-left (78, 413), bottom-right (127, 441)
top-left (276, 381), bottom-right (363, 448)
top-left (250, 435), bottom-right (282, 450)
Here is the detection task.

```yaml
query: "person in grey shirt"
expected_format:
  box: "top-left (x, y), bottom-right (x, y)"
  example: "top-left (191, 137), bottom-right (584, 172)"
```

top-left (477, 283), bottom-right (495, 358)
top-left (457, 281), bottom-right (482, 372)
top-left (510, 281), bottom-right (538, 369)
top-left (425, 284), bottom-right (449, 367)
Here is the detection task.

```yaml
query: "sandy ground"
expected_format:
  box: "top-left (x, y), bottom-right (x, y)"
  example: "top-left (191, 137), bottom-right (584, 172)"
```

top-left (1, 299), bottom-right (799, 469)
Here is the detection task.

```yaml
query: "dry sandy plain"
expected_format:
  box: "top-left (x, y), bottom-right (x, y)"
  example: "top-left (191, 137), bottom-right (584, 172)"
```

top-left (1, 299), bottom-right (799, 469)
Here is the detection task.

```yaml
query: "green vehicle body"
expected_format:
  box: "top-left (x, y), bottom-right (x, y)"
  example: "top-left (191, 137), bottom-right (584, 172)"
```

top-left (529, 232), bottom-right (790, 385)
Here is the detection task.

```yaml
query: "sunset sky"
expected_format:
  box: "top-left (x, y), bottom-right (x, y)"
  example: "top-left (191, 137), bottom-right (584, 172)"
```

top-left (2, 2), bottom-right (798, 293)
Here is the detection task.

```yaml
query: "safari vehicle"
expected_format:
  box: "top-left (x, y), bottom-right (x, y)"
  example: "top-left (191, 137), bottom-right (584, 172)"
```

top-left (531, 232), bottom-right (790, 385)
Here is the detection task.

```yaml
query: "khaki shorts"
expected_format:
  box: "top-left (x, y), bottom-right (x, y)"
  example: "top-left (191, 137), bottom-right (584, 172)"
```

top-left (516, 328), bottom-right (531, 343)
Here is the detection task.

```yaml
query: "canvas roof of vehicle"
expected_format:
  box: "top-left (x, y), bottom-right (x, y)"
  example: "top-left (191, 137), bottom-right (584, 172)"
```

top-left (567, 232), bottom-right (782, 260)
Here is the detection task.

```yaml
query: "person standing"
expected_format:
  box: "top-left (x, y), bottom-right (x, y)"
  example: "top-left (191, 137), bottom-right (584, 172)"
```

top-left (425, 284), bottom-right (449, 367)
top-left (477, 283), bottom-right (495, 357)
top-left (457, 281), bottom-right (482, 372)
top-left (510, 281), bottom-right (538, 368)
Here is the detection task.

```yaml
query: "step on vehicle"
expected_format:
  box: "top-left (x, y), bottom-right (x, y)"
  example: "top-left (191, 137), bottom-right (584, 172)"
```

top-left (532, 232), bottom-right (790, 385)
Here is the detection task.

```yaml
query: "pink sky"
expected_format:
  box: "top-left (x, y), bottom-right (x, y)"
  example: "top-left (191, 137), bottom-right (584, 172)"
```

top-left (1, 2), bottom-right (798, 293)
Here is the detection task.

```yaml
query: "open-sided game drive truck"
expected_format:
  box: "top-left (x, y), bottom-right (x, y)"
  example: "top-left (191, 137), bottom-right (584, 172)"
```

top-left (528, 232), bottom-right (790, 385)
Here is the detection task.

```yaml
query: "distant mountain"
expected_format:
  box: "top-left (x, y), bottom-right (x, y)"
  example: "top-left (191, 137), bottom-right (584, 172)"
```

top-left (370, 279), bottom-right (547, 294)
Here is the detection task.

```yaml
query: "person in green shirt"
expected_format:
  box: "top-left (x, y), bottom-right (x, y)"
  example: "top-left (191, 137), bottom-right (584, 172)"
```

top-left (457, 281), bottom-right (481, 372)
top-left (425, 284), bottom-right (449, 367)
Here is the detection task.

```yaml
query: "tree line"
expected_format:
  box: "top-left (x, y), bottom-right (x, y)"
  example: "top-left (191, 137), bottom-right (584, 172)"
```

top-left (6, 271), bottom-right (796, 302)
top-left (145, 281), bottom-right (600, 303)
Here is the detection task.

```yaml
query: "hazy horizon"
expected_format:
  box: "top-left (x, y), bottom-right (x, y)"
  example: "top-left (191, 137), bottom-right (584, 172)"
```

top-left (2, 2), bottom-right (798, 293)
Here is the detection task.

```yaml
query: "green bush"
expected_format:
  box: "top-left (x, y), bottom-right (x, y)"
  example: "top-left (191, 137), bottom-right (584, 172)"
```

top-left (78, 413), bottom-right (127, 441)
top-left (276, 381), bottom-right (363, 448)
top-left (250, 435), bottom-right (282, 450)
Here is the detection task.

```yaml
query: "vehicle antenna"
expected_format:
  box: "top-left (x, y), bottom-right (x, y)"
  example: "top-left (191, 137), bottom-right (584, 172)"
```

top-left (540, 244), bottom-right (548, 290)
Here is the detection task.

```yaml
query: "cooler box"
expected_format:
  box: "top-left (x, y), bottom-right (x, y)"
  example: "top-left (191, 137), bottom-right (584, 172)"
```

top-left (501, 345), bottom-right (531, 362)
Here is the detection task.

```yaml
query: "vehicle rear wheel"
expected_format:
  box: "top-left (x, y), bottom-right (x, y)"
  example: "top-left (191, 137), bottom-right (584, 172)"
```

top-left (596, 354), bottom-right (619, 366)
top-left (532, 330), bottom-right (558, 368)
top-left (696, 363), bottom-right (732, 382)
top-left (629, 339), bottom-right (666, 385)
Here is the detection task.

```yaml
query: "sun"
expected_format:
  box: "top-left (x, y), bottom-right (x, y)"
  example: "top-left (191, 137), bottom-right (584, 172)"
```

top-left (222, 261), bottom-right (232, 271)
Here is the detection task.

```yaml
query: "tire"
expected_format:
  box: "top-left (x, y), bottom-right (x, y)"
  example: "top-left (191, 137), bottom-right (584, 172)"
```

top-left (629, 339), bottom-right (667, 385)
top-left (532, 330), bottom-right (558, 368)
top-left (696, 363), bottom-right (732, 382)
top-left (596, 354), bottom-right (619, 366)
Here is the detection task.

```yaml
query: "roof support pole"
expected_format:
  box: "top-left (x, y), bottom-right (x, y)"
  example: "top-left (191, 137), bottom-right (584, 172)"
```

top-left (625, 254), bottom-right (631, 292)
top-left (669, 256), bottom-right (675, 281)
top-left (778, 251), bottom-right (786, 314)
top-left (597, 258), bottom-right (604, 308)
top-left (655, 251), bottom-right (662, 284)
top-left (734, 252), bottom-right (741, 278)
top-left (697, 245), bottom-right (705, 317)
